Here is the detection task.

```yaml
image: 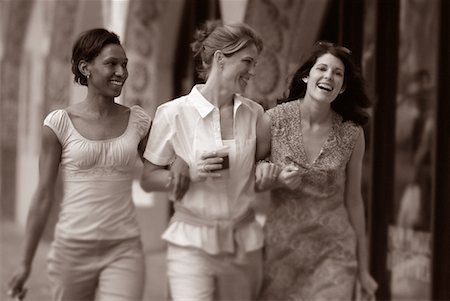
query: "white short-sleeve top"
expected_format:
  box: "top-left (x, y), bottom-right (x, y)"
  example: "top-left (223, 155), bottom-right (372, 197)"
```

top-left (144, 85), bottom-right (264, 254)
top-left (44, 105), bottom-right (151, 240)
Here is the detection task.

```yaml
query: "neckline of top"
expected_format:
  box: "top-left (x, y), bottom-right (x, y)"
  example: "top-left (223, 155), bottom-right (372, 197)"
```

top-left (61, 106), bottom-right (134, 142)
top-left (297, 100), bottom-right (337, 165)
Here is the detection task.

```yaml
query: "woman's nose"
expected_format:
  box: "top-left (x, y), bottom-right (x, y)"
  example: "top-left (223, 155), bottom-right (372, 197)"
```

top-left (116, 66), bottom-right (127, 77)
top-left (324, 69), bottom-right (332, 79)
top-left (248, 62), bottom-right (257, 76)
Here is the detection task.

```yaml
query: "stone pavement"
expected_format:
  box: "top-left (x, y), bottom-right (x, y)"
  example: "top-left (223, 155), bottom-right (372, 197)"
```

top-left (0, 219), bottom-right (167, 301)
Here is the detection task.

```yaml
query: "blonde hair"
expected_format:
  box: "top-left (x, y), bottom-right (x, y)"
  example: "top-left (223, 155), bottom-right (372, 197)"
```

top-left (191, 20), bottom-right (263, 80)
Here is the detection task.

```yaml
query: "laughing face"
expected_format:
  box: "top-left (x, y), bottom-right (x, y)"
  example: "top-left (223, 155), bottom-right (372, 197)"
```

top-left (304, 53), bottom-right (345, 104)
top-left (221, 44), bottom-right (259, 94)
top-left (87, 44), bottom-right (128, 98)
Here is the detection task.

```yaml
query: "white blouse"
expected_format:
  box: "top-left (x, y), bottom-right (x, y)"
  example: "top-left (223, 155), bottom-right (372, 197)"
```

top-left (44, 105), bottom-right (151, 240)
top-left (144, 85), bottom-right (264, 255)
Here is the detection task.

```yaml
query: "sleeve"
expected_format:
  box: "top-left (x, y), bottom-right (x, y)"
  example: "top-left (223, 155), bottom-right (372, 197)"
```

top-left (347, 123), bottom-right (363, 152)
top-left (143, 105), bottom-right (175, 166)
top-left (131, 105), bottom-right (151, 139)
top-left (340, 122), bottom-right (362, 162)
top-left (43, 110), bottom-right (69, 145)
top-left (265, 106), bottom-right (276, 125)
top-left (266, 105), bottom-right (282, 137)
top-left (255, 100), bottom-right (264, 118)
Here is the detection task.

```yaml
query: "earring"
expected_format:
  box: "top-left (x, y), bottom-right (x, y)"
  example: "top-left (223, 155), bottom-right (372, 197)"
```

top-left (220, 62), bottom-right (224, 71)
top-left (86, 73), bottom-right (91, 79)
top-left (302, 78), bottom-right (308, 83)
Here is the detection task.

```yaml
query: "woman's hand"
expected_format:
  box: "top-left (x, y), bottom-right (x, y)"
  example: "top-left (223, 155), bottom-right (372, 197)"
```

top-left (8, 264), bottom-right (30, 300)
top-left (195, 151), bottom-right (224, 180)
top-left (169, 156), bottom-right (191, 201)
top-left (278, 165), bottom-right (301, 190)
top-left (255, 162), bottom-right (280, 191)
top-left (358, 269), bottom-right (378, 301)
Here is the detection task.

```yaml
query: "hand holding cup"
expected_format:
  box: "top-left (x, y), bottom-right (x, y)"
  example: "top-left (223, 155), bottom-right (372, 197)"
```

top-left (197, 150), bottom-right (227, 180)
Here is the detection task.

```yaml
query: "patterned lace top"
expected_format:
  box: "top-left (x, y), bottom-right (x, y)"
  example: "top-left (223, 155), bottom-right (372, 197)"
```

top-left (44, 105), bottom-right (151, 240)
top-left (260, 99), bottom-right (362, 300)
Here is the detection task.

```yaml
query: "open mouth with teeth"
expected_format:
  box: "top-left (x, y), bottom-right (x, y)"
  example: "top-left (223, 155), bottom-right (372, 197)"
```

top-left (318, 83), bottom-right (333, 92)
top-left (110, 80), bottom-right (124, 86)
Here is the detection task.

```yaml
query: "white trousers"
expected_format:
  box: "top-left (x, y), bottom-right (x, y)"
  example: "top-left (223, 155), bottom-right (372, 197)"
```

top-left (47, 236), bottom-right (146, 301)
top-left (167, 243), bottom-right (262, 301)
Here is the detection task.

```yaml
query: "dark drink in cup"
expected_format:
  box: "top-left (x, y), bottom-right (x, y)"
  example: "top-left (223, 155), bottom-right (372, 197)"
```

top-left (220, 155), bottom-right (229, 170)
top-left (215, 146), bottom-right (230, 179)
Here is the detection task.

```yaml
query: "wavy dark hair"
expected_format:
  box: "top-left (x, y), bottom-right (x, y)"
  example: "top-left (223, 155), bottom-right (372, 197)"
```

top-left (71, 28), bottom-right (121, 86)
top-left (281, 41), bottom-right (371, 125)
top-left (190, 19), bottom-right (263, 81)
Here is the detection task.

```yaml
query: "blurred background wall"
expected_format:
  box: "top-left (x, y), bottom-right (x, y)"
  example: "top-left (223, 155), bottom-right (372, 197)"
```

top-left (1, 0), bottom-right (448, 300)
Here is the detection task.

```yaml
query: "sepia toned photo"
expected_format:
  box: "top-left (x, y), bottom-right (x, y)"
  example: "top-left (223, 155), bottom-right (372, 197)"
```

top-left (1, 0), bottom-right (448, 300)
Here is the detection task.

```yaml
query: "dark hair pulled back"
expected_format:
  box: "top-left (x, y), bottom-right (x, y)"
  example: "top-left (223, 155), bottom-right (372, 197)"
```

top-left (71, 28), bottom-right (121, 86)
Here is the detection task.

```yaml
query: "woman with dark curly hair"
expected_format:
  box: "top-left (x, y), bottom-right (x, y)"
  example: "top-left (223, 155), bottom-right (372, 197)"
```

top-left (256, 41), bottom-right (378, 300)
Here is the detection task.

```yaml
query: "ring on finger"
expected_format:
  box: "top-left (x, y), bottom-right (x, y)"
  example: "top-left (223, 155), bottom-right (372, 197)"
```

top-left (202, 163), bottom-right (208, 172)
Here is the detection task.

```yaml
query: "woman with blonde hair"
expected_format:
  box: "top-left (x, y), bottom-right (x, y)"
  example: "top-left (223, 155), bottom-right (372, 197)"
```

top-left (140, 20), bottom-right (272, 300)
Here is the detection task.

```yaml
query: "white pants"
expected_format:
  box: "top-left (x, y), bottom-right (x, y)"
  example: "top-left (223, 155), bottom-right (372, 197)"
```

top-left (167, 244), bottom-right (262, 301)
top-left (47, 236), bottom-right (145, 301)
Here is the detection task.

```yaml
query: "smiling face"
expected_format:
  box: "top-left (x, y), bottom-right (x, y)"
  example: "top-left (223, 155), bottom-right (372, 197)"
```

top-left (84, 44), bottom-right (128, 98)
top-left (221, 44), bottom-right (259, 94)
top-left (304, 53), bottom-right (345, 104)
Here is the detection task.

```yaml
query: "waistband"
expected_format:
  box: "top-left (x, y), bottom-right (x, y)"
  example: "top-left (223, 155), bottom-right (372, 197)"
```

top-left (171, 203), bottom-right (255, 259)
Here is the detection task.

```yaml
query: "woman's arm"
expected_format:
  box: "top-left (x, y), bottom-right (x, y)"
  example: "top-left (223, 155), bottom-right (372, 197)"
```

top-left (8, 126), bottom-right (62, 298)
top-left (139, 119), bottom-right (174, 193)
top-left (138, 124), bottom-right (151, 162)
top-left (140, 160), bottom-right (174, 192)
top-left (344, 131), bottom-right (378, 297)
top-left (255, 113), bottom-right (271, 161)
top-left (139, 118), bottom-right (191, 200)
top-left (254, 112), bottom-right (300, 191)
top-left (255, 113), bottom-right (277, 191)
top-left (140, 157), bottom-right (192, 201)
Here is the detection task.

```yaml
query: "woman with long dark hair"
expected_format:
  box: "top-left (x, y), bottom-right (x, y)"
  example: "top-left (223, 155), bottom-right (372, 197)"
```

top-left (257, 41), bottom-right (378, 300)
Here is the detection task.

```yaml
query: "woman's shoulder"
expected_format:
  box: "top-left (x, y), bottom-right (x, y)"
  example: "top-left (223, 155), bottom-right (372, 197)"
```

top-left (43, 108), bottom-right (71, 143)
top-left (154, 95), bottom-right (192, 119)
top-left (267, 99), bottom-right (299, 121)
top-left (129, 104), bottom-right (150, 120)
top-left (336, 113), bottom-right (361, 134)
top-left (128, 105), bottom-right (151, 136)
top-left (269, 99), bottom-right (298, 112)
top-left (43, 108), bottom-right (69, 126)
top-left (236, 94), bottom-right (264, 114)
top-left (335, 113), bottom-right (363, 147)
